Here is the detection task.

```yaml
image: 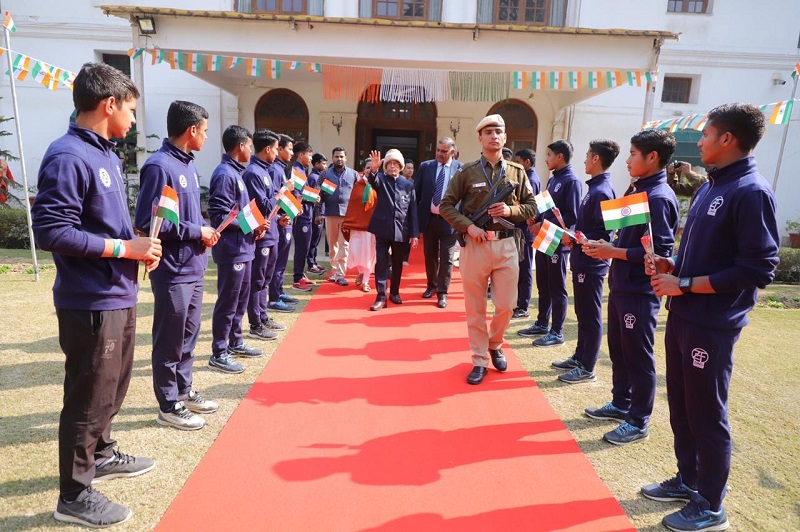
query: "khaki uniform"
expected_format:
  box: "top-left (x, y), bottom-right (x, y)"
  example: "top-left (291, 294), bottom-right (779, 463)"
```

top-left (440, 157), bottom-right (538, 366)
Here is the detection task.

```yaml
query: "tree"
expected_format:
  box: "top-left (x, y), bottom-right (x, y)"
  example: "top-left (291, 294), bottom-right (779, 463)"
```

top-left (0, 96), bottom-right (19, 207)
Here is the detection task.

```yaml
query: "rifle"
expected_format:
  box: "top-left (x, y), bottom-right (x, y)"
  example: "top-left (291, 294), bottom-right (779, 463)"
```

top-left (457, 183), bottom-right (516, 246)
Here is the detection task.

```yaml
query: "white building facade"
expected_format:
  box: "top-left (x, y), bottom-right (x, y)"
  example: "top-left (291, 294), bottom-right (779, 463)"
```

top-left (1, 0), bottom-right (797, 238)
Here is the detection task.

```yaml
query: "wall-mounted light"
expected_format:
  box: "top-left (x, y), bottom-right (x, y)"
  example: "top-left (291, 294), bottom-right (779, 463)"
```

top-left (289, 20), bottom-right (298, 31)
top-left (331, 116), bottom-right (343, 135)
top-left (449, 120), bottom-right (460, 140)
top-left (136, 16), bottom-right (156, 35)
top-left (472, 28), bottom-right (479, 41)
top-left (772, 72), bottom-right (787, 86)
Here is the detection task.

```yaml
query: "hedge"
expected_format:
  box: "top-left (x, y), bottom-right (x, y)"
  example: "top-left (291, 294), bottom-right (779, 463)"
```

top-left (775, 247), bottom-right (800, 284)
top-left (0, 208), bottom-right (31, 249)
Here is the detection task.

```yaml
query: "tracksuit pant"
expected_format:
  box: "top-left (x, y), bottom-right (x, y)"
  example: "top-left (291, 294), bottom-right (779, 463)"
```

top-left (571, 271), bottom-right (605, 372)
top-left (534, 247), bottom-right (569, 334)
top-left (212, 261), bottom-right (251, 356)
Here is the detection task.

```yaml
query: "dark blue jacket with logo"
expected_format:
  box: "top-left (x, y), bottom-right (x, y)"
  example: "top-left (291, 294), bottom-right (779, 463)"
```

top-left (32, 123), bottom-right (138, 310)
top-left (570, 173), bottom-right (616, 275)
top-left (540, 164), bottom-right (581, 250)
top-left (367, 171), bottom-right (419, 242)
top-left (242, 155), bottom-right (279, 248)
top-left (608, 170), bottom-right (679, 294)
top-left (667, 157), bottom-right (779, 329)
top-left (291, 161), bottom-right (314, 223)
top-left (135, 139), bottom-right (208, 283)
top-left (208, 154), bottom-right (254, 265)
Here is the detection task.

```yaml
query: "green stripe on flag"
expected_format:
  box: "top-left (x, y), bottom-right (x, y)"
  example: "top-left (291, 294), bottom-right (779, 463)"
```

top-left (604, 212), bottom-right (651, 230)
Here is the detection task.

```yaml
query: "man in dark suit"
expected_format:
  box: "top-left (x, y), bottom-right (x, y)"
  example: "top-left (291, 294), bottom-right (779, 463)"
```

top-left (414, 137), bottom-right (462, 308)
top-left (366, 149), bottom-right (419, 311)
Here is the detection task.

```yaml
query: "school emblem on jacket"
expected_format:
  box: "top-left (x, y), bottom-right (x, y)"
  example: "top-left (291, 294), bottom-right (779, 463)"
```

top-left (578, 273), bottom-right (585, 283)
top-left (707, 197), bottom-right (723, 216)
top-left (179, 175), bottom-right (188, 189)
top-left (692, 348), bottom-right (709, 369)
top-left (233, 263), bottom-right (245, 272)
top-left (302, 225), bottom-right (309, 233)
top-left (551, 253), bottom-right (559, 264)
top-left (261, 247), bottom-right (269, 257)
top-left (238, 180), bottom-right (244, 191)
top-left (99, 167), bottom-right (111, 188)
top-left (624, 313), bottom-right (636, 329)
top-left (554, 183), bottom-right (561, 193)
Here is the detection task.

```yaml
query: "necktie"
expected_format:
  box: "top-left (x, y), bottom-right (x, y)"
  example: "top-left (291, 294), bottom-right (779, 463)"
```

top-left (432, 164), bottom-right (445, 206)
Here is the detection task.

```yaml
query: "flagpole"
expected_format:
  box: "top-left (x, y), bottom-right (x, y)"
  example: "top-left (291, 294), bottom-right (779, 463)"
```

top-left (772, 75), bottom-right (798, 192)
top-left (2, 15), bottom-right (39, 281)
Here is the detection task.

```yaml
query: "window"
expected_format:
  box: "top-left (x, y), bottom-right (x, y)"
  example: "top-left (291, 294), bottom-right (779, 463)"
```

top-left (373, 0), bottom-right (427, 19)
top-left (487, 99), bottom-right (538, 152)
top-left (667, 0), bottom-right (708, 13)
top-left (102, 53), bottom-right (131, 78)
top-left (248, 0), bottom-right (306, 14)
top-left (254, 89), bottom-right (309, 142)
top-left (495, 0), bottom-right (551, 25)
top-left (662, 77), bottom-right (692, 104)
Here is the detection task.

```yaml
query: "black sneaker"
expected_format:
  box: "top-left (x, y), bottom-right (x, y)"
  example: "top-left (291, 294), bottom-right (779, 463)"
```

top-left (54, 487), bottom-right (132, 527)
top-left (558, 366), bottom-right (596, 384)
top-left (93, 450), bottom-right (155, 483)
top-left (585, 401), bottom-right (629, 421)
top-left (642, 473), bottom-right (697, 503)
top-left (512, 308), bottom-right (530, 319)
top-left (533, 331), bottom-right (565, 347)
top-left (662, 494), bottom-right (729, 532)
top-left (604, 421), bottom-right (649, 446)
top-left (518, 323), bottom-right (549, 337)
top-left (248, 324), bottom-right (278, 341)
top-left (209, 353), bottom-right (245, 374)
top-left (228, 343), bottom-right (263, 358)
top-left (552, 356), bottom-right (580, 370)
top-left (263, 317), bottom-right (287, 331)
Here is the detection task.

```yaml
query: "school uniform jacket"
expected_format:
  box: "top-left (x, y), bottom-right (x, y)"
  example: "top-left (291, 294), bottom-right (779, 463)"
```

top-left (208, 154), bottom-right (254, 265)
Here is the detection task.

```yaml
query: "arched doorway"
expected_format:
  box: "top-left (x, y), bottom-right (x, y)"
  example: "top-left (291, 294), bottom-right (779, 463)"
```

top-left (254, 88), bottom-right (309, 142)
top-left (356, 87), bottom-right (437, 168)
top-left (487, 99), bottom-right (538, 153)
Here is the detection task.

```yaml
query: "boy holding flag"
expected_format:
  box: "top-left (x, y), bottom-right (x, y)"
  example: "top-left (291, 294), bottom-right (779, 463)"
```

top-left (135, 100), bottom-right (220, 430)
top-left (642, 103), bottom-right (779, 532)
top-left (552, 139), bottom-right (619, 384)
top-left (208, 126), bottom-right (265, 374)
top-left (583, 129), bottom-right (679, 446)
top-left (289, 141), bottom-right (318, 292)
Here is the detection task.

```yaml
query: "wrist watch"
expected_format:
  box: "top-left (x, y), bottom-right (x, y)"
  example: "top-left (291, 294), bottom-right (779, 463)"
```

top-left (679, 277), bottom-right (693, 294)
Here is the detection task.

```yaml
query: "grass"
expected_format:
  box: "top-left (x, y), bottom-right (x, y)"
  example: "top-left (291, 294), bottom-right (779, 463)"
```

top-left (1, 249), bottom-right (799, 531)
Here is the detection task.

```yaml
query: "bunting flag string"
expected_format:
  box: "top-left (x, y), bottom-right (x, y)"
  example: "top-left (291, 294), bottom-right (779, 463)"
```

top-left (1, 47), bottom-right (76, 91)
top-left (512, 69), bottom-right (658, 90)
top-left (642, 100), bottom-right (796, 131)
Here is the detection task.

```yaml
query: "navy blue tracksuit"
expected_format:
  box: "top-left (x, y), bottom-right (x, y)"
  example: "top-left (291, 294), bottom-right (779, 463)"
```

top-left (209, 154), bottom-right (254, 356)
top-left (569, 173), bottom-right (615, 373)
top-left (269, 159), bottom-right (291, 301)
top-left (367, 171), bottom-right (419, 298)
top-left (607, 170), bottom-right (678, 429)
top-left (135, 140), bottom-right (209, 413)
top-left (664, 157), bottom-right (779, 510)
top-left (292, 161), bottom-right (315, 282)
top-left (307, 168), bottom-right (324, 267)
top-left (534, 164), bottom-right (581, 334)
top-left (243, 155), bottom-right (279, 327)
top-left (516, 167), bottom-right (541, 311)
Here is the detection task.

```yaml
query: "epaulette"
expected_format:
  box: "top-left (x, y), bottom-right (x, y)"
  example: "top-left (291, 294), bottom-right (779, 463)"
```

top-left (505, 160), bottom-right (525, 171)
top-left (459, 160), bottom-right (482, 171)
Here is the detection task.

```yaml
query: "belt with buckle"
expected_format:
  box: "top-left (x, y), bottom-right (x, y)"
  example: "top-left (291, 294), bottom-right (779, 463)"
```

top-left (485, 230), bottom-right (515, 241)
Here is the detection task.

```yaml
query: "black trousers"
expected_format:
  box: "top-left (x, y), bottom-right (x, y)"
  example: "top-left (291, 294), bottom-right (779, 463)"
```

top-left (374, 236), bottom-right (408, 298)
top-left (534, 247), bottom-right (569, 334)
top-left (56, 306), bottom-right (136, 499)
top-left (422, 214), bottom-right (457, 295)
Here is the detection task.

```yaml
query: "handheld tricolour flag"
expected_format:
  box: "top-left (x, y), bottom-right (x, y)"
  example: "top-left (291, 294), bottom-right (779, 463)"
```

top-left (3, 12), bottom-right (17, 33)
top-left (237, 199), bottom-right (266, 234)
top-left (302, 186), bottom-right (320, 203)
top-left (216, 205), bottom-right (239, 232)
top-left (156, 185), bottom-right (179, 225)
top-left (290, 167), bottom-right (307, 191)
top-left (277, 189), bottom-right (302, 220)
top-left (533, 220), bottom-right (565, 256)
top-left (534, 190), bottom-right (556, 214)
top-left (601, 192), bottom-right (650, 230)
top-left (320, 179), bottom-right (337, 195)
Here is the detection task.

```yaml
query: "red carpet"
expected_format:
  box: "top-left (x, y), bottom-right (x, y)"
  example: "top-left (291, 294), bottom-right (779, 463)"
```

top-left (157, 248), bottom-right (634, 531)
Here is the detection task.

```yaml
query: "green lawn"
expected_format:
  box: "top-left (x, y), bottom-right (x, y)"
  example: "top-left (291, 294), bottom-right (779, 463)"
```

top-left (1, 249), bottom-right (798, 531)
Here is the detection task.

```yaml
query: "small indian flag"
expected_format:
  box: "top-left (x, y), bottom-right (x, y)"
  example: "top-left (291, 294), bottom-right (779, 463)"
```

top-left (320, 179), bottom-right (337, 194)
top-left (512, 71), bottom-right (523, 90)
top-left (307, 62), bottom-right (322, 73)
top-left (587, 71), bottom-right (599, 89)
top-left (30, 61), bottom-right (47, 83)
top-left (246, 58), bottom-right (262, 77)
top-left (533, 220), bottom-right (564, 256)
top-left (288, 61), bottom-right (300, 70)
top-left (156, 185), bottom-right (179, 225)
top-left (534, 190), bottom-right (556, 214)
top-left (793, 63), bottom-right (800, 79)
top-left (267, 59), bottom-right (280, 79)
top-left (188, 53), bottom-right (204, 72)
top-left (601, 191), bottom-right (650, 230)
top-left (645, 70), bottom-right (658, 83)
top-left (302, 186), bottom-right (320, 202)
top-left (567, 71), bottom-right (579, 89)
top-left (277, 190), bottom-right (302, 220)
top-left (237, 199), bottom-right (266, 234)
top-left (4, 12), bottom-right (17, 33)
top-left (291, 167), bottom-right (307, 191)
top-left (768, 100), bottom-right (794, 125)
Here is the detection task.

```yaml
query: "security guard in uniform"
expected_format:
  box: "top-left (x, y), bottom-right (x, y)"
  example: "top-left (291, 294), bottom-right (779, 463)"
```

top-left (439, 114), bottom-right (538, 385)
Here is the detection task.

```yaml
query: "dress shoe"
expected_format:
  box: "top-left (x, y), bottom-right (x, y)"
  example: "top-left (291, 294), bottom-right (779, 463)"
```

top-left (489, 349), bottom-right (507, 372)
top-left (369, 297), bottom-right (387, 311)
top-left (466, 366), bottom-right (488, 385)
top-left (437, 294), bottom-right (447, 308)
top-left (422, 287), bottom-right (435, 299)
top-left (389, 294), bottom-right (403, 305)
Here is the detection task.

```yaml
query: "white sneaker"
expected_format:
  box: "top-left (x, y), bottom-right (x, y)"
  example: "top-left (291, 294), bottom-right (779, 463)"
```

top-left (157, 402), bottom-right (205, 431)
top-left (178, 389), bottom-right (219, 414)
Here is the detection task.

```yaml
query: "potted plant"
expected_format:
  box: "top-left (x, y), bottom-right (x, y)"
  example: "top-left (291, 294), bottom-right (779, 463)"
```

top-left (787, 218), bottom-right (800, 248)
